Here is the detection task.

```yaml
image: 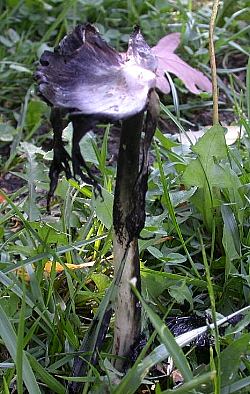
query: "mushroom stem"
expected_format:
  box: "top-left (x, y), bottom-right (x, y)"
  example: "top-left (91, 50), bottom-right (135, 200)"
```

top-left (112, 112), bottom-right (144, 370)
top-left (112, 91), bottom-right (159, 370)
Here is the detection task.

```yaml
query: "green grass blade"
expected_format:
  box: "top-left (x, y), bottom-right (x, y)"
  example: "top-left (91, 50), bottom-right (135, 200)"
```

top-left (2, 234), bottom-right (106, 274)
top-left (160, 103), bottom-right (186, 133)
top-left (132, 285), bottom-right (193, 382)
top-left (247, 56), bottom-right (250, 121)
top-left (27, 354), bottom-right (66, 394)
top-left (199, 230), bottom-right (221, 393)
top-left (161, 371), bottom-right (215, 393)
top-left (0, 271), bottom-right (54, 334)
top-left (16, 286), bottom-right (26, 394)
top-left (3, 377), bottom-right (10, 394)
top-left (221, 376), bottom-right (250, 394)
top-left (0, 304), bottom-right (41, 394)
top-left (115, 306), bottom-right (250, 394)
top-left (154, 142), bottom-right (200, 277)
top-left (42, 0), bottom-right (76, 42)
top-left (165, 71), bottom-right (180, 119)
top-left (221, 204), bottom-right (241, 277)
top-left (160, 103), bottom-right (194, 145)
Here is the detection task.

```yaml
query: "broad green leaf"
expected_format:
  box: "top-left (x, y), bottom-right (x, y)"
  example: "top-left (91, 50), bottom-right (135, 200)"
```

top-left (28, 222), bottom-right (68, 244)
top-left (0, 123), bottom-right (17, 142)
top-left (7, 28), bottom-right (20, 43)
top-left (183, 124), bottom-right (228, 188)
top-left (182, 124), bottom-right (236, 230)
top-left (0, 292), bottom-right (19, 317)
top-left (92, 188), bottom-right (114, 229)
top-left (221, 204), bottom-right (241, 262)
top-left (90, 273), bottom-right (111, 292)
top-left (62, 123), bottom-right (98, 165)
top-left (75, 290), bottom-right (101, 304)
top-left (80, 132), bottom-right (99, 165)
top-left (64, 319), bottom-right (80, 349)
top-left (155, 128), bottom-right (179, 149)
top-left (220, 333), bottom-right (250, 387)
top-left (168, 281), bottom-right (193, 308)
top-left (141, 266), bottom-right (213, 299)
top-left (182, 157), bottom-right (206, 188)
top-left (96, 123), bottom-right (110, 176)
top-left (20, 142), bottom-right (41, 221)
top-left (215, 163), bottom-right (244, 223)
top-left (25, 100), bottom-right (48, 131)
top-left (190, 186), bottom-right (214, 231)
top-left (165, 253), bottom-right (187, 264)
top-left (170, 187), bottom-right (197, 207)
top-left (193, 124), bottom-right (227, 158)
top-left (147, 245), bottom-right (164, 259)
top-left (0, 35), bottom-right (13, 47)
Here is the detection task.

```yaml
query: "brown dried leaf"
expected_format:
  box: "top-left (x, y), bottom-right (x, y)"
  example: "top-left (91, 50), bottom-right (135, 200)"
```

top-left (152, 32), bottom-right (212, 94)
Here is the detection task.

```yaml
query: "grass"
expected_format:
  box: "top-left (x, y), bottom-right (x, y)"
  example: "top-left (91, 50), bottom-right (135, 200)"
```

top-left (0, 0), bottom-right (250, 393)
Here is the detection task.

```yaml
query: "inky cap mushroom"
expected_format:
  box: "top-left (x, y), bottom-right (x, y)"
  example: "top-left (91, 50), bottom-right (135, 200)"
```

top-left (35, 24), bottom-right (157, 120)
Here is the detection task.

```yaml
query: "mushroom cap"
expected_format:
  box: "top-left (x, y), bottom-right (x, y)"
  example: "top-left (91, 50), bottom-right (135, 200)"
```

top-left (35, 24), bottom-right (157, 120)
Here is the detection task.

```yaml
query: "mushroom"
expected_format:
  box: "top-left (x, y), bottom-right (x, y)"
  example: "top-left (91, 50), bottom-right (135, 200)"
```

top-left (35, 23), bottom-right (160, 385)
top-left (35, 23), bottom-right (212, 389)
top-left (35, 24), bottom-right (157, 208)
